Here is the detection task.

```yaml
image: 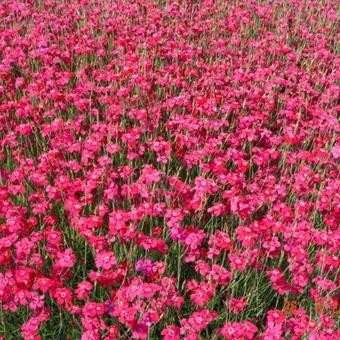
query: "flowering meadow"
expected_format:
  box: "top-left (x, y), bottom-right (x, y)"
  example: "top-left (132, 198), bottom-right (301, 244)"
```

top-left (0, 0), bottom-right (339, 339)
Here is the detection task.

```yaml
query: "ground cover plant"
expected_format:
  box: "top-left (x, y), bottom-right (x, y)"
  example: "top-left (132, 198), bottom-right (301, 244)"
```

top-left (0, 0), bottom-right (339, 339)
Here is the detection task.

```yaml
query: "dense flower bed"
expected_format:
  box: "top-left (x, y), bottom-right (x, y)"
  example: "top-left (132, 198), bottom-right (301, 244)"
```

top-left (0, 0), bottom-right (339, 339)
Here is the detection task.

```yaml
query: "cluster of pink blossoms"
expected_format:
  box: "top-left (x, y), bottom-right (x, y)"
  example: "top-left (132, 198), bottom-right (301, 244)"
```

top-left (0, 0), bottom-right (339, 339)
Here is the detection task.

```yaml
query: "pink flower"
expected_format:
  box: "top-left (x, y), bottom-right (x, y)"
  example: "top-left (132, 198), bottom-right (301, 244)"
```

top-left (331, 145), bottom-right (340, 159)
top-left (220, 321), bottom-right (257, 339)
top-left (82, 301), bottom-right (105, 317)
top-left (95, 251), bottom-right (117, 271)
top-left (76, 281), bottom-right (93, 300)
top-left (161, 325), bottom-right (181, 340)
top-left (55, 248), bottom-right (76, 268)
top-left (228, 297), bottom-right (247, 314)
top-left (52, 288), bottom-right (73, 306)
top-left (186, 280), bottom-right (215, 306)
